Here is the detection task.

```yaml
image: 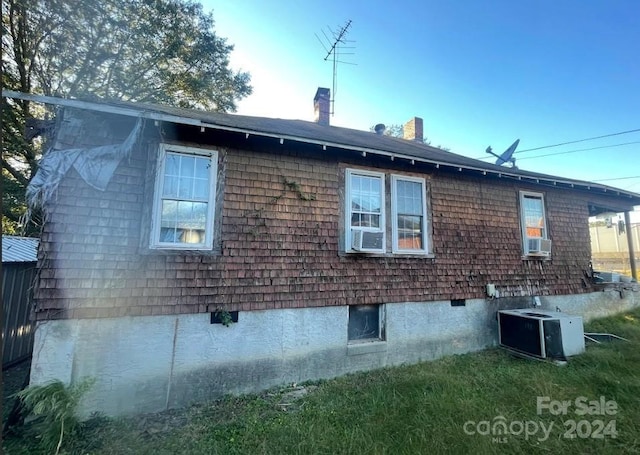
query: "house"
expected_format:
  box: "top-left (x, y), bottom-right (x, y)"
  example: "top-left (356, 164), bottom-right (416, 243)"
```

top-left (2, 235), bottom-right (38, 368)
top-left (590, 217), bottom-right (640, 277)
top-left (5, 89), bottom-right (640, 417)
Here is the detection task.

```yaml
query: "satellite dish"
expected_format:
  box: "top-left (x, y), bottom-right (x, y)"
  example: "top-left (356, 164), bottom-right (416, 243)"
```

top-left (486, 139), bottom-right (519, 167)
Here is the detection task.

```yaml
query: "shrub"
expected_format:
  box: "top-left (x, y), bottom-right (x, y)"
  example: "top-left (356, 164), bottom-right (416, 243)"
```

top-left (15, 378), bottom-right (94, 454)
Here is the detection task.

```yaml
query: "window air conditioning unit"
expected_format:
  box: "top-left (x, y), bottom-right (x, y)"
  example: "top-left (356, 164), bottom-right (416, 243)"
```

top-left (526, 237), bottom-right (552, 256)
top-left (351, 229), bottom-right (384, 252)
top-left (498, 309), bottom-right (585, 359)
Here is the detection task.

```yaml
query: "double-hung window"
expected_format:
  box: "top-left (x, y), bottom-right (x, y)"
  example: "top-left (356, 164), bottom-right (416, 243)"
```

top-left (519, 191), bottom-right (551, 257)
top-left (346, 169), bottom-right (385, 252)
top-left (392, 175), bottom-right (428, 254)
top-left (345, 168), bottom-right (430, 255)
top-left (150, 144), bottom-right (217, 250)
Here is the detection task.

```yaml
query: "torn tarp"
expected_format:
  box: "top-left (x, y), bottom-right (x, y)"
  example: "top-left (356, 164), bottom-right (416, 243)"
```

top-left (26, 117), bottom-right (143, 211)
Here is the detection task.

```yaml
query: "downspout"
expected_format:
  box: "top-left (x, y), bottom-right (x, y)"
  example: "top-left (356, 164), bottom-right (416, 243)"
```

top-left (624, 211), bottom-right (637, 280)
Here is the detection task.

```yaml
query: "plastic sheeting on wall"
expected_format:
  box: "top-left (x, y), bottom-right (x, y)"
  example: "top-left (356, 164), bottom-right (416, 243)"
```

top-left (26, 117), bottom-right (143, 212)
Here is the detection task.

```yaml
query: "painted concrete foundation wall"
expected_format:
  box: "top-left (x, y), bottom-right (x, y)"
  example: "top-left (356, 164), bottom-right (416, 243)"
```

top-left (30, 291), bottom-right (639, 417)
top-left (540, 288), bottom-right (639, 322)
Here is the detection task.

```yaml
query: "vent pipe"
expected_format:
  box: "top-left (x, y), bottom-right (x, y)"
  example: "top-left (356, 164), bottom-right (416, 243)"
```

top-left (374, 124), bottom-right (386, 135)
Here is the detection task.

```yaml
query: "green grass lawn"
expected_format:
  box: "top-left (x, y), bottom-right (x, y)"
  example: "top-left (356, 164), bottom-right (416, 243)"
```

top-left (4, 307), bottom-right (640, 454)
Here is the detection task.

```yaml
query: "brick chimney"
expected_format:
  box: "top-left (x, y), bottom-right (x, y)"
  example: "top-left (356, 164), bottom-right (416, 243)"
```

top-left (314, 88), bottom-right (330, 126)
top-left (403, 117), bottom-right (424, 142)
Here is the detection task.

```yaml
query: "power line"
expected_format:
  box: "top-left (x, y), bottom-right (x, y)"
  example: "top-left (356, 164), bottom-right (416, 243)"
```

top-left (516, 128), bottom-right (640, 153)
top-left (475, 140), bottom-right (640, 162)
top-left (591, 175), bottom-right (640, 182)
top-left (516, 141), bottom-right (640, 161)
top-left (474, 127), bottom-right (640, 160)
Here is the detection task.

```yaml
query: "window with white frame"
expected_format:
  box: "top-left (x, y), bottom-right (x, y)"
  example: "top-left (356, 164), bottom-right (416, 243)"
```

top-left (392, 175), bottom-right (428, 253)
top-left (519, 191), bottom-right (550, 256)
top-left (150, 144), bottom-right (217, 249)
top-left (345, 169), bottom-right (385, 252)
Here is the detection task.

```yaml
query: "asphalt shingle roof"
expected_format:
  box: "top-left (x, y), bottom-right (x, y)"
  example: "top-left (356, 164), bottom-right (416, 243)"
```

top-left (4, 89), bottom-right (640, 208)
top-left (79, 97), bottom-right (640, 198)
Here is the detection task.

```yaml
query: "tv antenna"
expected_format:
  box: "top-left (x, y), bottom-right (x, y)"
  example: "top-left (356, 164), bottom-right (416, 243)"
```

top-left (486, 139), bottom-right (520, 168)
top-left (315, 19), bottom-right (355, 116)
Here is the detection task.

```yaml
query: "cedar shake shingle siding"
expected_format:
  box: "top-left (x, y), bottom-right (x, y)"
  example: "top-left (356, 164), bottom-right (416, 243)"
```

top-left (13, 92), bottom-right (640, 418)
top-left (34, 110), bottom-right (600, 320)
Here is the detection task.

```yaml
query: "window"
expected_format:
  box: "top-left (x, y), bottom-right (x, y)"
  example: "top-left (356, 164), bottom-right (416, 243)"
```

top-left (392, 175), bottom-right (428, 253)
top-left (348, 304), bottom-right (384, 341)
top-left (150, 144), bottom-right (217, 249)
top-left (519, 191), bottom-right (550, 256)
top-left (345, 169), bottom-right (385, 252)
top-left (345, 168), bottom-right (430, 255)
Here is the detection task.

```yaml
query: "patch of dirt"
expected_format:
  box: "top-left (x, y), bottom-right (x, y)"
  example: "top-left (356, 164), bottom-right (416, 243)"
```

top-left (272, 384), bottom-right (318, 412)
top-left (124, 383), bottom-right (320, 438)
top-left (133, 408), bottom-right (191, 440)
top-left (4, 372), bottom-right (322, 445)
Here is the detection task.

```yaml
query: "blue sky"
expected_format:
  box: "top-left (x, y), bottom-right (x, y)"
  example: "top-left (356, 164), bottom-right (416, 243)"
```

top-left (204, 0), bottom-right (640, 197)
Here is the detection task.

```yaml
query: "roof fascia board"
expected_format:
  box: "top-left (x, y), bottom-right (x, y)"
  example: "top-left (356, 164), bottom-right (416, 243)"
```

top-left (4, 90), bottom-right (639, 203)
top-left (3, 89), bottom-right (206, 128)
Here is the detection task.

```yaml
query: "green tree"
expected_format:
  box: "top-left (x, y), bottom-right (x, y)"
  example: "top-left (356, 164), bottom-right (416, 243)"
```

top-left (369, 123), bottom-right (450, 151)
top-left (375, 124), bottom-right (404, 138)
top-left (2, 0), bottom-right (252, 234)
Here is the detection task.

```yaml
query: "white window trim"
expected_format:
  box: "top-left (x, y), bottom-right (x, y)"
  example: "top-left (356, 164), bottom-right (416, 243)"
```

top-left (345, 168), bottom-right (386, 253)
top-left (519, 190), bottom-right (548, 256)
top-left (391, 174), bottom-right (428, 254)
top-left (150, 144), bottom-right (217, 250)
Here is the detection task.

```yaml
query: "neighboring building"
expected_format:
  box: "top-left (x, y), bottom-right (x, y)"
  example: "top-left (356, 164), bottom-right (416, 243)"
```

top-left (7, 90), bottom-right (640, 417)
top-left (2, 235), bottom-right (38, 367)
top-left (590, 220), bottom-right (640, 276)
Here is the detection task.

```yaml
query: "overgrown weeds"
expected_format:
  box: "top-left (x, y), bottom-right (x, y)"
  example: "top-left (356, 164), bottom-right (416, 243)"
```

top-left (10, 378), bottom-right (94, 454)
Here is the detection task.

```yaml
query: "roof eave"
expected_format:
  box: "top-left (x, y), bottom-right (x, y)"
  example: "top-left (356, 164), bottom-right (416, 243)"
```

top-left (4, 90), bottom-right (640, 206)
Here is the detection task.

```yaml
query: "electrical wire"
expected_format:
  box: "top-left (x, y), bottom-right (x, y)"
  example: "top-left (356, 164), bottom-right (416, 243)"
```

top-left (591, 175), bottom-right (640, 182)
top-left (516, 141), bottom-right (640, 161)
top-left (474, 127), bottom-right (640, 160)
top-left (515, 128), bottom-right (640, 153)
top-left (475, 140), bottom-right (640, 162)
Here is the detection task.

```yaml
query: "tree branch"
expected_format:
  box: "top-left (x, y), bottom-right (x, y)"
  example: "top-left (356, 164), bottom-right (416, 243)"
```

top-left (1, 157), bottom-right (30, 187)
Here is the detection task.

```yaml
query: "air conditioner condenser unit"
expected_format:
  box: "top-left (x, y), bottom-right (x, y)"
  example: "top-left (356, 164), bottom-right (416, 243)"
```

top-left (498, 309), bottom-right (584, 359)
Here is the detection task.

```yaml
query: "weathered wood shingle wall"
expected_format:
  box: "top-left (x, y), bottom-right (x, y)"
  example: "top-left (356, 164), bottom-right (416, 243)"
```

top-left (34, 112), bottom-right (595, 320)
